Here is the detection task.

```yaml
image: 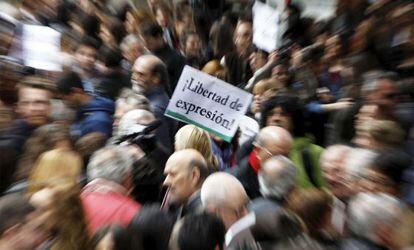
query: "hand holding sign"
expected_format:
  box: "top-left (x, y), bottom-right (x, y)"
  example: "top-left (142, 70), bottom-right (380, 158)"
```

top-left (165, 66), bottom-right (253, 142)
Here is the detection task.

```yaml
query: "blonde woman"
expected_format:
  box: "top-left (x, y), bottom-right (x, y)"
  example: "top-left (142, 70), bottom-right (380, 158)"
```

top-left (175, 124), bottom-right (219, 172)
top-left (27, 148), bottom-right (83, 195)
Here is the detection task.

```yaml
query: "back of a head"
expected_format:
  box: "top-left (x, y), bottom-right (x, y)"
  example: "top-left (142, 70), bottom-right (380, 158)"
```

top-left (129, 205), bottom-right (175, 250)
top-left (201, 172), bottom-right (248, 211)
top-left (175, 125), bottom-right (217, 170)
top-left (348, 192), bottom-right (402, 242)
top-left (28, 149), bottom-right (83, 195)
top-left (177, 213), bottom-right (225, 250)
top-left (87, 145), bottom-right (133, 184)
top-left (258, 156), bottom-right (297, 200)
top-left (140, 22), bottom-right (164, 38)
top-left (287, 189), bottom-right (333, 233)
top-left (56, 71), bottom-right (84, 94)
top-left (117, 109), bottom-right (155, 136)
top-left (99, 46), bottom-right (123, 68)
top-left (117, 88), bottom-right (151, 111)
top-left (371, 149), bottom-right (412, 187)
top-left (90, 224), bottom-right (132, 250)
top-left (0, 193), bottom-right (34, 235)
top-left (255, 126), bottom-right (293, 157)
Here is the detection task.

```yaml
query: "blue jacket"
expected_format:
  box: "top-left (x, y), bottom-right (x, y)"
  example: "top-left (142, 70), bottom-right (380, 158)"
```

top-left (72, 96), bottom-right (115, 139)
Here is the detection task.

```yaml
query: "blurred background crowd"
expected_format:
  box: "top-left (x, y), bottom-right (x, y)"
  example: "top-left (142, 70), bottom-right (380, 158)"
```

top-left (0, 0), bottom-right (414, 249)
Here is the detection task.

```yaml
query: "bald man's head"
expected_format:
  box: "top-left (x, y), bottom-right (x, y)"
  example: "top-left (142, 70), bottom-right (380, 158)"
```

top-left (164, 149), bottom-right (209, 206)
top-left (254, 126), bottom-right (293, 163)
top-left (201, 172), bottom-right (249, 229)
top-left (131, 55), bottom-right (168, 93)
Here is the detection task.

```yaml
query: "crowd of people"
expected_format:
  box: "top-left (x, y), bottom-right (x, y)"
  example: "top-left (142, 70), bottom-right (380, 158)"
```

top-left (0, 0), bottom-right (413, 249)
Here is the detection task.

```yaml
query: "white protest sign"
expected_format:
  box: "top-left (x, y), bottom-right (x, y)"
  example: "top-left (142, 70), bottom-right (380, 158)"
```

top-left (165, 66), bottom-right (253, 142)
top-left (21, 24), bottom-right (62, 71)
top-left (253, 1), bottom-right (279, 53)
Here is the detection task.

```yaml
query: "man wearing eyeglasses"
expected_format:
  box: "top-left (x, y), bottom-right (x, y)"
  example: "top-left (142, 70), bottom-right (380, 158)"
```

top-left (230, 126), bottom-right (293, 199)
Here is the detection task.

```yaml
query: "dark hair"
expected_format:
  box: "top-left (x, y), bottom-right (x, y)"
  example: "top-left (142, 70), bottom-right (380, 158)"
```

top-left (80, 14), bottom-right (100, 39)
top-left (178, 213), bottom-right (226, 250)
top-left (90, 224), bottom-right (133, 250)
top-left (108, 19), bottom-right (126, 45)
top-left (0, 193), bottom-right (35, 235)
top-left (56, 71), bottom-right (84, 94)
top-left (128, 205), bottom-right (175, 250)
top-left (98, 46), bottom-right (123, 68)
top-left (78, 35), bottom-right (100, 51)
top-left (371, 149), bottom-right (412, 186)
top-left (151, 60), bottom-right (170, 94)
top-left (140, 22), bottom-right (164, 38)
top-left (132, 157), bottom-right (164, 204)
top-left (209, 17), bottom-right (235, 58)
top-left (260, 95), bottom-right (305, 137)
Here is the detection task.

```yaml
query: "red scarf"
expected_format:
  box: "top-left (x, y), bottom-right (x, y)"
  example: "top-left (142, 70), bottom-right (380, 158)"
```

top-left (249, 150), bottom-right (261, 174)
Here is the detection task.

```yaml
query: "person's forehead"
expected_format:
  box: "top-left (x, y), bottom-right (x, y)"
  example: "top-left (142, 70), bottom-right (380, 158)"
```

top-left (165, 157), bottom-right (189, 173)
top-left (19, 86), bottom-right (51, 100)
top-left (133, 58), bottom-right (153, 72)
top-left (236, 22), bottom-right (252, 34)
top-left (77, 45), bottom-right (97, 54)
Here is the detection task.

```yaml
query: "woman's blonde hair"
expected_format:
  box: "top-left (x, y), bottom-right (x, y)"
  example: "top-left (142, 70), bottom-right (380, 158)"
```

top-left (27, 149), bottom-right (83, 195)
top-left (253, 78), bottom-right (284, 96)
top-left (175, 125), bottom-right (218, 171)
top-left (202, 60), bottom-right (229, 81)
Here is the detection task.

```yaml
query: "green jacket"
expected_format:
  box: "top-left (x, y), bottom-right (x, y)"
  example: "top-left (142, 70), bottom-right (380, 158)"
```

top-left (290, 137), bottom-right (326, 188)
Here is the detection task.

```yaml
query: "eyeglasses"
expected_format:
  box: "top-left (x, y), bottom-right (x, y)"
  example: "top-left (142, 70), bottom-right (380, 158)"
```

top-left (259, 145), bottom-right (276, 158)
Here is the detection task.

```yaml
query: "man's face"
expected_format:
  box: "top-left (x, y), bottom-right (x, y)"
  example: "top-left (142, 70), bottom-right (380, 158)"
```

top-left (234, 22), bottom-right (252, 56)
top-left (271, 65), bottom-right (289, 86)
top-left (75, 45), bottom-right (97, 71)
top-left (17, 87), bottom-right (52, 126)
top-left (131, 58), bottom-right (154, 92)
top-left (367, 79), bottom-right (399, 113)
top-left (185, 35), bottom-right (201, 57)
top-left (322, 157), bottom-right (350, 199)
top-left (266, 106), bottom-right (293, 132)
top-left (163, 158), bottom-right (197, 206)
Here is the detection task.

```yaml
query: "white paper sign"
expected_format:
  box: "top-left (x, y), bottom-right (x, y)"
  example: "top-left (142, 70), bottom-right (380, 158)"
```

top-left (253, 1), bottom-right (279, 53)
top-left (21, 24), bottom-right (62, 71)
top-left (165, 66), bottom-right (253, 142)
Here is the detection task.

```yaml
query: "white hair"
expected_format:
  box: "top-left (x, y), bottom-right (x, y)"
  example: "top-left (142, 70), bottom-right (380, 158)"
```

top-left (201, 172), bottom-right (247, 208)
top-left (258, 155), bottom-right (297, 200)
top-left (120, 34), bottom-right (141, 53)
top-left (117, 109), bottom-right (155, 136)
top-left (345, 148), bottom-right (377, 177)
top-left (348, 192), bottom-right (402, 242)
top-left (87, 145), bottom-right (134, 184)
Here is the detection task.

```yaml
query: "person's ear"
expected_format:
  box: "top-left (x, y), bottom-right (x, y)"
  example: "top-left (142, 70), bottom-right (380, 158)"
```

top-left (191, 167), bottom-right (201, 186)
top-left (152, 72), bottom-right (161, 85)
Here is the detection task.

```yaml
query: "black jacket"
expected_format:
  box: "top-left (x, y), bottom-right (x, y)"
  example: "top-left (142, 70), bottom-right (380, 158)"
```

top-left (230, 156), bottom-right (261, 199)
top-left (153, 45), bottom-right (186, 93)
